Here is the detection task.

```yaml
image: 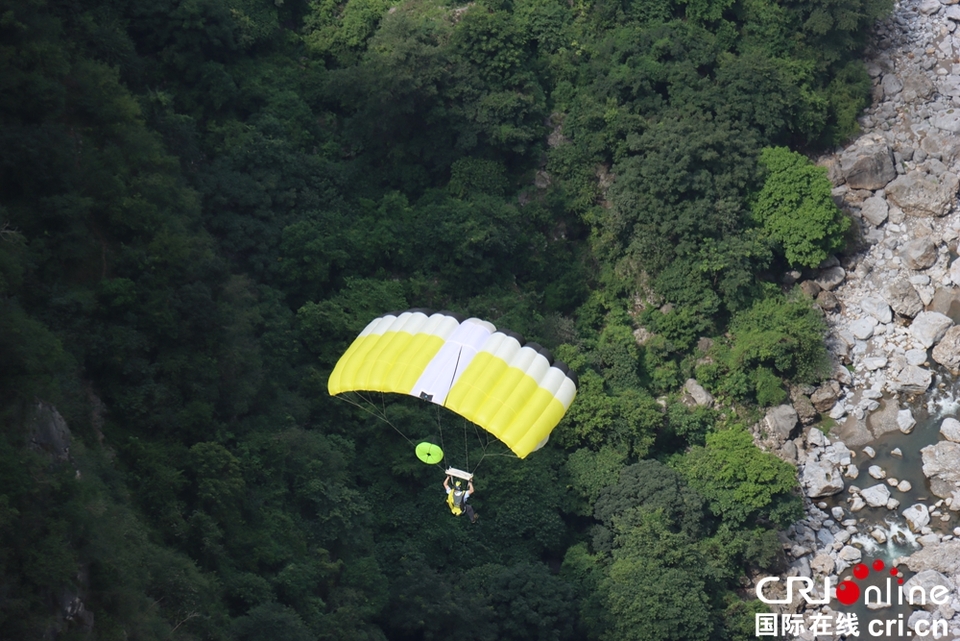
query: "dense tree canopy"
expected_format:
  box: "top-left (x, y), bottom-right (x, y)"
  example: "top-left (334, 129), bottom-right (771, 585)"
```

top-left (0, 0), bottom-right (884, 636)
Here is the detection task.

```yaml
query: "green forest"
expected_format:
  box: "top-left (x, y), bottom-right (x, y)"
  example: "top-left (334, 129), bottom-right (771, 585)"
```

top-left (0, 0), bottom-right (890, 637)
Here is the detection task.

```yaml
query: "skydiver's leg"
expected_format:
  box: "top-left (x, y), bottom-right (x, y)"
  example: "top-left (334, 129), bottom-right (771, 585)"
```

top-left (464, 504), bottom-right (477, 523)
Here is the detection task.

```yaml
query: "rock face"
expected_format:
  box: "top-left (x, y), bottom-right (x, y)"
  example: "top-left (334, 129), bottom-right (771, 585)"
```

top-left (27, 401), bottom-right (71, 462)
top-left (841, 137), bottom-right (897, 189)
top-left (932, 325), bottom-right (960, 373)
top-left (921, 441), bottom-right (960, 500)
top-left (885, 171), bottom-right (960, 217)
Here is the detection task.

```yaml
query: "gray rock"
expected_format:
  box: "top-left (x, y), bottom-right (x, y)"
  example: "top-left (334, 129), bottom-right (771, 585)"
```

top-left (807, 426), bottom-right (828, 448)
top-left (860, 196), bottom-right (889, 226)
top-left (810, 552), bottom-right (835, 575)
top-left (901, 570), bottom-right (954, 610)
top-left (885, 171), bottom-right (960, 217)
top-left (799, 280), bottom-right (821, 298)
top-left (921, 0), bottom-right (942, 13)
top-left (851, 317), bottom-right (878, 340)
top-left (810, 381), bottom-right (840, 413)
top-left (882, 74), bottom-right (904, 98)
top-left (906, 348), bottom-right (928, 366)
top-left (793, 395), bottom-right (819, 426)
top-left (764, 404), bottom-right (798, 443)
top-left (841, 139), bottom-right (897, 190)
top-left (940, 417), bottom-right (960, 443)
top-left (948, 4), bottom-right (960, 20)
top-left (26, 401), bottom-right (71, 462)
top-left (838, 545), bottom-right (862, 562)
top-left (898, 479), bottom-right (913, 492)
top-left (817, 290), bottom-right (839, 311)
top-left (898, 409), bottom-right (917, 434)
top-left (904, 74), bottom-right (937, 103)
top-left (903, 504), bottom-right (932, 532)
top-left (921, 441), bottom-right (960, 499)
top-left (932, 109), bottom-right (960, 133)
top-left (890, 363), bottom-right (933, 393)
top-left (816, 266), bottom-right (846, 291)
top-left (901, 236), bottom-right (939, 270)
top-left (683, 378), bottom-right (714, 408)
top-left (911, 311), bottom-right (954, 348)
top-left (932, 325), bottom-right (960, 374)
top-left (906, 540), bottom-right (960, 575)
top-left (861, 483), bottom-right (892, 507)
top-left (863, 446), bottom-right (876, 458)
top-left (884, 278), bottom-right (924, 318)
top-left (861, 296), bottom-right (893, 324)
top-left (802, 458), bottom-right (845, 497)
top-left (869, 465), bottom-right (887, 479)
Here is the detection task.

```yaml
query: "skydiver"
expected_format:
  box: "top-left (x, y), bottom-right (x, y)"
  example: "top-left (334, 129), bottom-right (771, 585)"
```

top-left (443, 475), bottom-right (478, 524)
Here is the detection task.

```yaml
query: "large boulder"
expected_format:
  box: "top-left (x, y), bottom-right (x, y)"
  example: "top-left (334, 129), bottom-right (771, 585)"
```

top-left (884, 279), bottom-right (924, 318)
top-left (861, 296), bottom-right (893, 324)
top-left (901, 237), bottom-right (939, 270)
top-left (810, 381), bottom-right (841, 413)
top-left (860, 484), bottom-right (892, 507)
top-left (889, 361), bottom-right (933, 393)
top-left (885, 171), bottom-right (960, 217)
top-left (904, 74), bottom-right (936, 103)
top-left (920, 131), bottom-right (960, 165)
top-left (840, 137), bottom-right (897, 190)
top-left (860, 196), bottom-right (889, 226)
top-left (816, 266), bottom-right (846, 291)
top-left (901, 571), bottom-right (954, 611)
top-left (763, 404), bottom-right (798, 443)
top-left (802, 458), bottom-right (845, 497)
top-left (941, 417), bottom-right (960, 443)
top-left (683, 378), bottom-right (714, 408)
top-left (921, 440), bottom-right (960, 500)
top-left (792, 395), bottom-right (818, 426)
top-left (932, 325), bottom-right (960, 374)
top-left (910, 311), bottom-right (954, 348)
top-left (906, 540), bottom-right (960, 576)
top-left (902, 503), bottom-right (931, 532)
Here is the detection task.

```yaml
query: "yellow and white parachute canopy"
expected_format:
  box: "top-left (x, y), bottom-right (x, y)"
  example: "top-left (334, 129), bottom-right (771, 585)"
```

top-left (327, 309), bottom-right (578, 459)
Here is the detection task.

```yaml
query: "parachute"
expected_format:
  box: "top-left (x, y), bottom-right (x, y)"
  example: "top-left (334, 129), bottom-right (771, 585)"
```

top-left (327, 309), bottom-right (578, 460)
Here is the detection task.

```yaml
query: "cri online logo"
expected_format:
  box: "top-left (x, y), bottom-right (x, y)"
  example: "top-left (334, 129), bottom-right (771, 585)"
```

top-left (756, 558), bottom-right (950, 607)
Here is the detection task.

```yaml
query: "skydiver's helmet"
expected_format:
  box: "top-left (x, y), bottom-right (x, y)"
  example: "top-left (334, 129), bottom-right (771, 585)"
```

top-left (455, 480), bottom-right (462, 490)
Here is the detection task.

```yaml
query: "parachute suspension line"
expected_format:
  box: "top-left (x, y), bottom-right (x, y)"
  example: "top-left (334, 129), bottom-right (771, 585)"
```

top-left (435, 403), bottom-right (445, 464)
top-left (335, 393), bottom-right (417, 449)
top-left (463, 417), bottom-right (469, 471)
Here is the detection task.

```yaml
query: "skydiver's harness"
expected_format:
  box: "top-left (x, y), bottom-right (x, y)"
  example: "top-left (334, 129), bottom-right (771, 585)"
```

top-left (446, 488), bottom-right (468, 516)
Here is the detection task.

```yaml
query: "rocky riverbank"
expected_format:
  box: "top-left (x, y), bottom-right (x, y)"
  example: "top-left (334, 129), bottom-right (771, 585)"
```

top-left (752, 0), bottom-right (960, 637)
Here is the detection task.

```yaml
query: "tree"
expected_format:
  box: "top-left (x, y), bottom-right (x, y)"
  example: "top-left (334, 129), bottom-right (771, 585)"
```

top-left (678, 425), bottom-right (803, 527)
top-left (752, 146), bottom-right (849, 268)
